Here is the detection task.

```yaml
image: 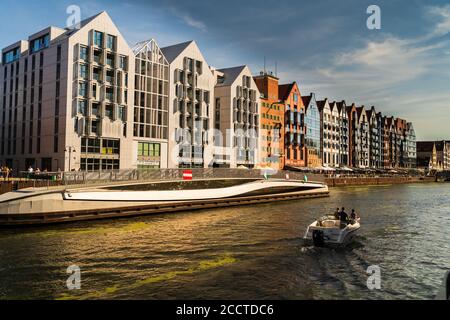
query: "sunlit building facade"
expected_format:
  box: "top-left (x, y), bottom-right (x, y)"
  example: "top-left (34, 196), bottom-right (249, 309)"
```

top-left (303, 93), bottom-right (321, 168)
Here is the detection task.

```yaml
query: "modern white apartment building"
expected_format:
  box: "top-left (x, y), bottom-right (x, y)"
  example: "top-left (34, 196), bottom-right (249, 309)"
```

top-left (161, 41), bottom-right (216, 168)
top-left (212, 65), bottom-right (260, 168)
top-left (335, 101), bottom-right (349, 167)
top-left (318, 99), bottom-right (339, 167)
top-left (405, 122), bottom-right (416, 168)
top-left (356, 106), bottom-right (370, 168)
top-left (367, 106), bottom-right (381, 168)
top-left (0, 12), bottom-right (135, 172)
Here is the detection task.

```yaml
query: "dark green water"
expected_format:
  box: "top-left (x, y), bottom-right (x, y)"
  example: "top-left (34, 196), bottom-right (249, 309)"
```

top-left (0, 183), bottom-right (449, 300)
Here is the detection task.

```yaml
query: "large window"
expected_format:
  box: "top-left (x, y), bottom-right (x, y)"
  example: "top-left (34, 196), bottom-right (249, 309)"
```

top-left (138, 142), bottom-right (161, 157)
top-left (30, 34), bottom-right (50, 53)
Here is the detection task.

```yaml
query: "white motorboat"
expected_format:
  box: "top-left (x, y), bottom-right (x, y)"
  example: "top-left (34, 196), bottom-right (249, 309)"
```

top-left (303, 215), bottom-right (361, 247)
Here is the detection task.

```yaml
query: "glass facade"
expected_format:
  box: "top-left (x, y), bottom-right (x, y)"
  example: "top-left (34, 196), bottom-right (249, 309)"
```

top-left (305, 101), bottom-right (320, 152)
top-left (132, 40), bottom-right (169, 140)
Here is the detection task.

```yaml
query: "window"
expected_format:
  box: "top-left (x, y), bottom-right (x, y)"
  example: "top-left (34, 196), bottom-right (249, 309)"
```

top-left (106, 35), bottom-right (116, 50)
top-left (119, 56), bottom-right (127, 70)
top-left (101, 139), bottom-right (120, 155)
top-left (91, 120), bottom-right (99, 134)
top-left (2, 48), bottom-right (20, 64)
top-left (138, 142), bottom-right (160, 157)
top-left (118, 106), bottom-right (125, 121)
top-left (80, 46), bottom-right (88, 60)
top-left (30, 34), bottom-right (50, 53)
top-left (93, 31), bottom-right (104, 47)
top-left (105, 104), bottom-right (114, 119)
top-left (79, 64), bottom-right (88, 79)
top-left (78, 100), bottom-right (87, 115)
top-left (78, 82), bottom-right (87, 97)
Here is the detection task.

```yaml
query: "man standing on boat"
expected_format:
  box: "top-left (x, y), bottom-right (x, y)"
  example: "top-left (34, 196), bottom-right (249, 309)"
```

top-left (338, 207), bottom-right (349, 228)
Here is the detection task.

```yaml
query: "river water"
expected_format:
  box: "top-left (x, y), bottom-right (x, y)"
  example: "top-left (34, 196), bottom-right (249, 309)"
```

top-left (0, 183), bottom-right (449, 300)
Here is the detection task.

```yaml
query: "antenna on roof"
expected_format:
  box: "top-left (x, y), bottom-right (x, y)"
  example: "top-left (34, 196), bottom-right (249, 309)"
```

top-left (275, 61), bottom-right (277, 77)
top-left (264, 56), bottom-right (266, 74)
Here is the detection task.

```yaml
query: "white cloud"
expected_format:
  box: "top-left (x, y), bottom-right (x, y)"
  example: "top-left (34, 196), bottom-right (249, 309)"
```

top-left (428, 4), bottom-right (450, 36)
top-left (169, 7), bottom-right (206, 32)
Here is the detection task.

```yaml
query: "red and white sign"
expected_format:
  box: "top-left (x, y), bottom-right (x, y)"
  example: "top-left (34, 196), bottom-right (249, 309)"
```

top-left (183, 170), bottom-right (193, 181)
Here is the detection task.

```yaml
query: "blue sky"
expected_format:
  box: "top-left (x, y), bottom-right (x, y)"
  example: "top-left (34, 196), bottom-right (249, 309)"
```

top-left (1, 0), bottom-right (449, 140)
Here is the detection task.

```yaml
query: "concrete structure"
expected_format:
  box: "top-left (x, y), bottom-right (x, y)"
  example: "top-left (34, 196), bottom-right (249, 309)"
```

top-left (161, 41), bottom-right (216, 168)
top-left (212, 65), bottom-right (260, 168)
top-left (132, 39), bottom-right (169, 169)
top-left (0, 12), bottom-right (135, 173)
top-left (253, 72), bottom-right (283, 169)
top-left (279, 82), bottom-right (306, 168)
top-left (303, 93), bottom-right (321, 168)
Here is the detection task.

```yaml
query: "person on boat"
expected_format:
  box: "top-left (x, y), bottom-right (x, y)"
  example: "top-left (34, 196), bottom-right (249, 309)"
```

top-left (334, 208), bottom-right (340, 220)
top-left (339, 207), bottom-right (349, 228)
top-left (350, 209), bottom-right (359, 224)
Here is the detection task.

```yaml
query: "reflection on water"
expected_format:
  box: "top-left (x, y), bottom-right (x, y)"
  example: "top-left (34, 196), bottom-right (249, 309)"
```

top-left (0, 183), bottom-right (449, 300)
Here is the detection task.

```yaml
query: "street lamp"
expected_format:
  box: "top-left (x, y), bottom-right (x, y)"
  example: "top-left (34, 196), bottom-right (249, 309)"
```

top-left (65, 146), bottom-right (76, 172)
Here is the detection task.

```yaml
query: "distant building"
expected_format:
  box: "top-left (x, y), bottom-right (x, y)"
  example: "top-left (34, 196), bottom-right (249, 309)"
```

top-left (355, 106), bottom-right (369, 168)
top-left (405, 122), bottom-right (417, 168)
top-left (335, 101), bottom-right (349, 167)
top-left (376, 112), bottom-right (385, 168)
top-left (302, 93), bottom-right (321, 168)
top-left (279, 82), bottom-right (306, 168)
top-left (212, 65), bottom-right (260, 168)
top-left (317, 99), bottom-right (339, 167)
top-left (367, 106), bottom-right (381, 168)
top-left (416, 141), bottom-right (438, 170)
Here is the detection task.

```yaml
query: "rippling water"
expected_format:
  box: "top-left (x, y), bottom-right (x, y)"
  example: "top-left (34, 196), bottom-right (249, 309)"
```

top-left (0, 183), bottom-right (449, 300)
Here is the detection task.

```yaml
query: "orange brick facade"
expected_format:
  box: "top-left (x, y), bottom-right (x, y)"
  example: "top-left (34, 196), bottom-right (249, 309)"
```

top-left (280, 82), bottom-right (306, 168)
top-left (254, 73), bottom-right (284, 170)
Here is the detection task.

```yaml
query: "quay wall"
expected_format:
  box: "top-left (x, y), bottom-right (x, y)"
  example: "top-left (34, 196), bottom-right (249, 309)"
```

top-left (325, 176), bottom-right (436, 187)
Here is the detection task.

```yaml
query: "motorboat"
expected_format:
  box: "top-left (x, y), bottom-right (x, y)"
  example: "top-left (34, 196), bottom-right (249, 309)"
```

top-left (303, 214), bottom-right (361, 247)
top-left (435, 271), bottom-right (450, 300)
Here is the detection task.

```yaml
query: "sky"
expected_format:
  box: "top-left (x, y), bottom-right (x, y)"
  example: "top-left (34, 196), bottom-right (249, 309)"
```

top-left (0, 0), bottom-right (449, 140)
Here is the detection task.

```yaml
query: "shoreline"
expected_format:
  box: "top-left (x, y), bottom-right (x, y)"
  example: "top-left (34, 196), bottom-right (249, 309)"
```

top-left (325, 176), bottom-right (436, 187)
